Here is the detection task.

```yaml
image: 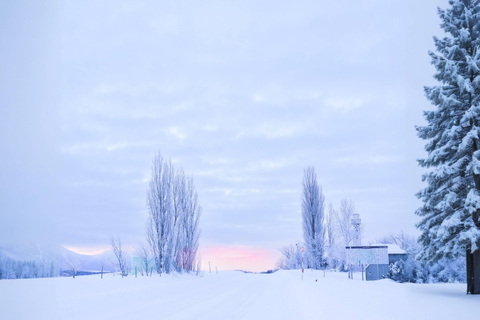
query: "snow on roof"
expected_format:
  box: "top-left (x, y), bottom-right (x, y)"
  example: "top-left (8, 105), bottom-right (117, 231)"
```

top-left (386, 244), bottom-right (406, 254)
top-left (369, 243), bottom-right (405, 254)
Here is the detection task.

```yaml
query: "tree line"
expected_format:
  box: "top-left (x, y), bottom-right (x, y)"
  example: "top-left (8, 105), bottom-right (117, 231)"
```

top-left (0, 253), bottom-right (58, 280)
top-left (0, 151), bottom-right (202, 280)
top-left (278, 167), bottom-right (361, 271)
top-left (278, 166), bottom-right (466, 283)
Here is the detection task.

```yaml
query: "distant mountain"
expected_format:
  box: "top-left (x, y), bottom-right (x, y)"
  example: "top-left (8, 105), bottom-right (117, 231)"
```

top-left (75, 250), bottom-right (120, 272)
top-left (0, 242), bottom-right (120, 272)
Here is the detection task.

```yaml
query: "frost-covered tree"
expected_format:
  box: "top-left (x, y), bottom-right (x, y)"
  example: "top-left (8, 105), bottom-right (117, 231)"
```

top-left (325, 203), bottom-right (344, 269)
top-left (146, 152), bottom-right (201, 275)
top-left (277, 244), bottom-right (303, 270)
top-left (326, 199), bottom-right (361, 270)
top-left (416, 0), bottom-right (480, 294)
top-left (110, 235), bottom-right (129, 277)
top-left (325, 204), bottom-right (336, 249)
top-left (171, 169), bottom-right (186, 272)
top-left (0, 253), bottom-right (59, 280)
top-left (147, 153), bottom-right (174, 275)
top-left (134, 243), bottom-right (152, 276)
top-left (65, 256), bottom-right (80, 279)
top-left (376, 231), bottom-right (418, 251)
top-left (335, 199), bottom-right (358, 247)
top-left (177, 174), bottom-right (201, 271)
top-left (302, 167), bottom-right (325, 269)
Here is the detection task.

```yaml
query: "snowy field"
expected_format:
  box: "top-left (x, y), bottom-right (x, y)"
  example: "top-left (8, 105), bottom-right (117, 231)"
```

top-left (1, 270), bottom-right (479, 320)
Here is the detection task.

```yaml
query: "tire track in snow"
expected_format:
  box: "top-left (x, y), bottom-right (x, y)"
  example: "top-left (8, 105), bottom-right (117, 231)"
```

top-left (160, 273), bottom-right (268, 320)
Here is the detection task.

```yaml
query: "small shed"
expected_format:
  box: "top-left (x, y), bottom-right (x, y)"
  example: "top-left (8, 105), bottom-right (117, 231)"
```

top-left (366, 244), bottom-right (407, 280)
top-left (346, 244), bottom-right (407, 281)
top-left (365, 264), bottom-right (389, 281)
top-left (385, 244), bottom-right (408, 265)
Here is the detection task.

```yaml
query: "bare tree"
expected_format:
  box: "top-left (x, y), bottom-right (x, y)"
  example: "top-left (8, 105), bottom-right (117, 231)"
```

top-left (65, 256), bottom-right (80, 279)
top-left (146, 152), bottom-right (202, 275)
top-left (146, 153), bottom-right (174, 275)
top-left (110, 235), bottom-right (129, 277)
top-left (177, 174), bottom-right (201, 272)
top-left (376, 231), bottom-right (418, 252)
top-left (326, 203), bottom-right (336, 248)
top-left (302, 166), bottom-right (325, 269)
top-left (326, 199), bottom-right (361, 270)
top-left (171, 169), bottom-right (186, 272)
top-left (278, 244), bottom-right (303, 270)
top-left (335, 199), bottom-right (357, 247)
top-left (324, 203), bottom-right (341, 268)
top-left (134, 243), bottom-right (152, 276)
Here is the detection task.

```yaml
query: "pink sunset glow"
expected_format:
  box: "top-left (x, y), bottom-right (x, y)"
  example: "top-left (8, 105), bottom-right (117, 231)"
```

top-left (200, 245), bottom-right (280, 272)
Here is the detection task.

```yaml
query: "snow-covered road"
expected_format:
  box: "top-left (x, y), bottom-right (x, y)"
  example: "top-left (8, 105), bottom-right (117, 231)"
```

top-left (2, 270), bottom-right (479, 319)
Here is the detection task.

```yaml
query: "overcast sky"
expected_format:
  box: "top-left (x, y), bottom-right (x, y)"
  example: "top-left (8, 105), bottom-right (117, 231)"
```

top-left (1, 0), bottom-right (450, 271)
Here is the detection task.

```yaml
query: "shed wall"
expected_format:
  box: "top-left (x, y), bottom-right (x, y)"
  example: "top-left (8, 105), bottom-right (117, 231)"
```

top-left (365, 264), bottom-right (389, 281)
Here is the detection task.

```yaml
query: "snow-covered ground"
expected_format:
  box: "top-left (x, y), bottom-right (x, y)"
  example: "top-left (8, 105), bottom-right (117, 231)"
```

top-left (1, 270), bottom-right (478, 320)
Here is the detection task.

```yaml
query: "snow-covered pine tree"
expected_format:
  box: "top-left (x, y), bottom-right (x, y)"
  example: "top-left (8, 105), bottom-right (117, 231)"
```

top-left (416, 0), bottom-right (480, 294)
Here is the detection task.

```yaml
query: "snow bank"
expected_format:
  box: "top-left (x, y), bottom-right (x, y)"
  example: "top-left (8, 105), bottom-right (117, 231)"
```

top-left (1, 270), bottom-right (478, 320)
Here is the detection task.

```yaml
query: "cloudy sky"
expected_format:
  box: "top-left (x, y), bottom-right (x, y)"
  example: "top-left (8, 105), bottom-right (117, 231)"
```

top-left (1, 0), bottom-right (449, 271)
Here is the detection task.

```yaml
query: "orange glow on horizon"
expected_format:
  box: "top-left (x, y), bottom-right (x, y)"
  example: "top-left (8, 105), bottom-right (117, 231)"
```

top-left (200, 245), bottom-right (279, 272)
top-left (63, 246), bottom-right (109, 255)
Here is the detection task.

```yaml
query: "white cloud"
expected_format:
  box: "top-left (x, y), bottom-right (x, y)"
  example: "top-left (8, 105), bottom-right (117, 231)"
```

top-left (336, 154), bottom-right (404, 165)
top-left (236, 123), bottom-right (304, 140)
top-left (167, 127), bottom-right (187, 141)
top-left (324, 96), bottom-right (370, 111)
top-left (0, 0), bottom-right (440, 253)
top-left (202, 125), bottom-right (218, 132)
top-left (106, 142), bottom-right (129, 151)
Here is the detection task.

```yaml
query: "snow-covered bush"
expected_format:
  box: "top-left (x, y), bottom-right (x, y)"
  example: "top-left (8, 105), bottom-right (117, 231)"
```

top-left (389, 259), bottom-right (413, 283)
top-left (429, 257), bottom-right (466, 283)
top-left (389, 254), bottom-right (466, 283)
top-left (380, 231), bottom-right (466, 283)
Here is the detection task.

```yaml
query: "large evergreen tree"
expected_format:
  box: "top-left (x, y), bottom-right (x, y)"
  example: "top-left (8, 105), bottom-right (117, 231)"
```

top-left (416, 0), bottom-right (480, 293)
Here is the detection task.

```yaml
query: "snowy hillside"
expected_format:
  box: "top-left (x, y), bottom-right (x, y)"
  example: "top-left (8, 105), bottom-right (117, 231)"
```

top-left (0, 242), bottom-right (117, 273)
top-left (0, 242), bottom-right (74, 262)
top-left (1, 269), bottom-right (478, 320)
